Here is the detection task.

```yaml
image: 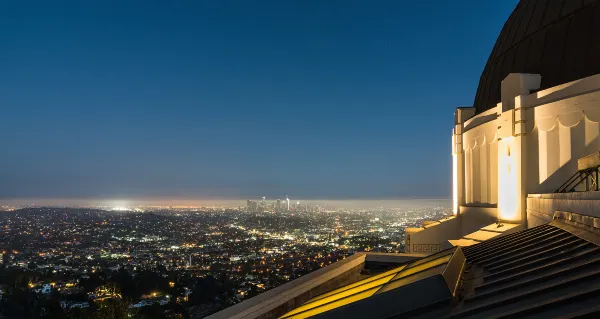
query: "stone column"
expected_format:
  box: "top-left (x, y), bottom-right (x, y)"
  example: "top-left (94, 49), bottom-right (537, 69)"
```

top-left (453, 107), bottom-right (475, 216)
top-left (497, 73), bottom-right (540, 225)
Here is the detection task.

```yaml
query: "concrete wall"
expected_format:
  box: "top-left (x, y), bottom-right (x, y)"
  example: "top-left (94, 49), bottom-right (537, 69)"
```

top-left (527, 192), bottom-right (600, 228)
top-left (406, 217), bottom-right (460, 254)
top-left (459, 206), bottom-right (498, 233)
top-left (406, 208), bottom-right (496, 254)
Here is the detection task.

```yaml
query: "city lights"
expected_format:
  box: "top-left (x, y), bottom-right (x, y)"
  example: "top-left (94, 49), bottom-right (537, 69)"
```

top-left (0, 202), bottom-right (451, 317)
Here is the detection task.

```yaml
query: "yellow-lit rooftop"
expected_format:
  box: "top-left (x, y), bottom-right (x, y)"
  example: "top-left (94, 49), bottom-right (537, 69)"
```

top-left (447, 238), bottom-right (480, 247)
top-left (449, 222), bottom-right (521, 247)
top-left (463, 229), bottom-right (501, 242)
top-left (480, 222), bottom-right (520, 233)
top-left (279, 248), bottom-right (458, 319)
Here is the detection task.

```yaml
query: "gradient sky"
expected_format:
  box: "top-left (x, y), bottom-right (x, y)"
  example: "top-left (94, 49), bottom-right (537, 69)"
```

top-left (0, 1), bottom-right (519, 200)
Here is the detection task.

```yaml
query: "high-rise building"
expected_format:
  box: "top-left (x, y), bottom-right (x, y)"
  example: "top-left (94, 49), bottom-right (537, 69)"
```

top-left (210, 2), bottom-right (600, 318)
top-left (246, 200), bottom-right (258, 213)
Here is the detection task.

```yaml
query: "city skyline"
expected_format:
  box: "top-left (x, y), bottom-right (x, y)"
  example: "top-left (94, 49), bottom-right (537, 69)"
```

top-left (0, 1), bottom-right (518, 200)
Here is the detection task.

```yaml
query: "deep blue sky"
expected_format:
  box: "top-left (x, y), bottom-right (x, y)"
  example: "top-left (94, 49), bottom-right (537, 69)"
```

top-left (0, 1), bottom-right (518, 200)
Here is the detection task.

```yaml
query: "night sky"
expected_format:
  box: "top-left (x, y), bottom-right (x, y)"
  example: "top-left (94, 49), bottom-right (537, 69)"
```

top-left (0, 1), bottom-right (518, 200)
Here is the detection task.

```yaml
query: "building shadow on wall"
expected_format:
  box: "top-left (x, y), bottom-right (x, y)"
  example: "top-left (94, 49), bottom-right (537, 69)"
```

top-left (533, 126), bottom-right (600, 194)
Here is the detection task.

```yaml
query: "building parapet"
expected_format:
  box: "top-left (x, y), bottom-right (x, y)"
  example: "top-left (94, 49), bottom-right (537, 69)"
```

top-left (527, 192), bottom-right (600, 228)
top-left (406, 216), bottom-right (461, 254)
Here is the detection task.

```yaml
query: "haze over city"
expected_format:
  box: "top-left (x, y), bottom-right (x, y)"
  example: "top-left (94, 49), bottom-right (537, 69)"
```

top-left (0, 198), bottom-right (451, 210)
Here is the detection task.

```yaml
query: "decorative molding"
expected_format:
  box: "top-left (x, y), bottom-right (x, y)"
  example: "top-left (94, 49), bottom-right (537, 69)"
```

top-left (411, 244), bottom-right (442, 253)
top-left (534, 91), bottom-right (600, 132)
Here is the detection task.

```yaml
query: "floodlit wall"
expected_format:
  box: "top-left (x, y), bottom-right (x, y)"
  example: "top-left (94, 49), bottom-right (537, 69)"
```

top-left (528, 78), bottom-right (600, 194)
top-left (414, 73), bottom-right (600, 255)
top-left (459, 206), bottom-right (497, 233)
top-left (462, 109), bottom-right (499, 205)
top-left (454, 73), bottom-right (600, 226)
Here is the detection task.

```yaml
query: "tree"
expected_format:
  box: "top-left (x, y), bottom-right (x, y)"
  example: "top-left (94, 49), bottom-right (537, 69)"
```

top-left (137, 303), bottom-right (165, 319)
top-left (156, 264), bottom-right (167, 274)
top-left (39, 299), bottom-right (65, 318)
top-left (190, 275), bottom-right (218, 304)
top-left (67, 307), bottom-right (93, 319)
top-left (92, 299), bottom-right (130, 319)
top-left (80, 274), bottom-right (103, 294)
top-left (113, 270), bottom-right (138, 300)
top-left (134, 270), bottom-right (169, 298)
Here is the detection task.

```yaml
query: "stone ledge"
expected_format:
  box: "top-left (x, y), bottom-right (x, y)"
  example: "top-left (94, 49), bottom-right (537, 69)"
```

top-left (551, 211), bottom-right (600, 247)
top-left (527, 208), bottom-right (553, 222)
top-left (553, 211), bottom-right (600, 233)
top-left (528, 193), bottom-right (600, 200)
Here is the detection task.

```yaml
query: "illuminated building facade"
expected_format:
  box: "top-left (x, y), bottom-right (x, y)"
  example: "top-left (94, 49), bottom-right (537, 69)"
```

top-left (453, 0), bottom-right (600, 227)
top-left (409, 0), bottom-right (600, 253)
top-left (209, 1), bottom-right (600, 318)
